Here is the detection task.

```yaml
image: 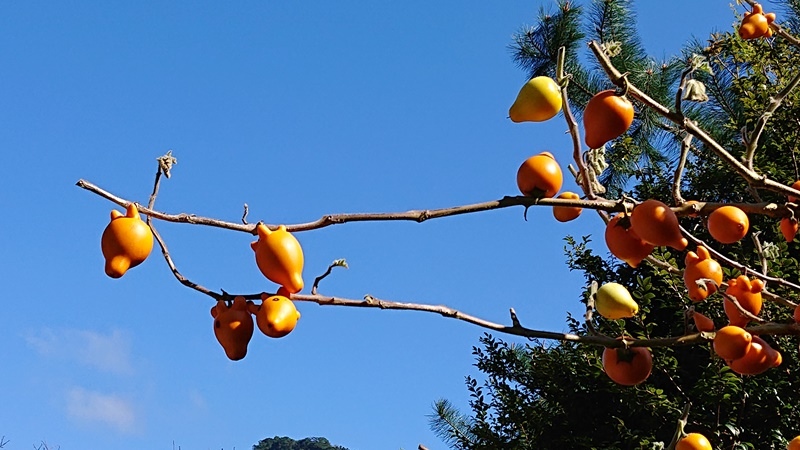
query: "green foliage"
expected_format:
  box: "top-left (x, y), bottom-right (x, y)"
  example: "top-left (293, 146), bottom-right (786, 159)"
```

top-left (431, 1), bottom-right (800, 449)
top-left (252, 436), bottom-right (349, 450)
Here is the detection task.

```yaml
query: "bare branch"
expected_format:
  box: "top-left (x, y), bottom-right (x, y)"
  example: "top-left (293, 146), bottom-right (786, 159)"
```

top-left (311, 259), bottom-right (349, 295)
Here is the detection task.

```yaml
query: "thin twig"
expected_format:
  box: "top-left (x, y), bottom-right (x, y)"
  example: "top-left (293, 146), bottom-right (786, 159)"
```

top-left (557, 46), bottom-right (595, 199)
top-left (665, 403), bottom-right (692, 450)
top-left (746, 69), bottom-right (800, 169)
top-left (311, 259), bottom-right (348, 295)
top-left (672, 133), bottom-right (692, 205)
top-left (751, 231), bottom-right (769, 278)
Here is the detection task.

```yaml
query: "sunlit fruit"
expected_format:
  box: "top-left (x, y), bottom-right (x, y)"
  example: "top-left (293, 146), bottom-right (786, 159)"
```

top-left (676, 433), bottom-right (712, 450)
top-left (595, 282), bottom-right (639, 319)
top-left (101, 203), bottom-right (154, 278)
top-left (683, 246), bottom-right (723, 302)
top-left (583, 90), bottom-right (634, 149)
top-left (251, 223), bottom-right (305, 294)
top-left (713, 325), bottom-right (752, 361)
top-left (789, 435), bottom-right (800, 450)
top-left (738, 3), bottom-right (776, 39)
top-left (602, 345), bottom-right (652, 386)
top-left (552, 191), bottom-right (582, 222)
top-left (723, 275), bottom-right (764, 327)
top-left (509, 76), bottom-right (563, 122)
top-left (249, 293), bottom-right (301, 338)
top-left (211, 297), bottom-right (255, 361)
top-left (630, 199), bottom-right (688, 250)
top-left (728, 336), bottom-right (775, 375)
top-left (707, 205), bottom-right (749, 244)
top-left (605, 214), bottom-right (654, 267)
top-left (516, 152), bottom-right (563, 198)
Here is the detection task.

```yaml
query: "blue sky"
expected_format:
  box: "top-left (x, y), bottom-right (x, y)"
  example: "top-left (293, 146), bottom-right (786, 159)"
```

top-left (0, 1), bottom-right (763, 449)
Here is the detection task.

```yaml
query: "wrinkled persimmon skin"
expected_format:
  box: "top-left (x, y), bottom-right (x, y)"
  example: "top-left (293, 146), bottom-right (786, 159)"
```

top-left (211, 297), bottom-right (255, 361)
top-left (683, 246), bottom-right (723, 302)
top-left (723, 275), bottom-right (764, 327)
top-left (630, 199), bottom-right (688, 250)
top-left (251, 224), bottom-right (305, 294)
top-left (101, 203), bottom-right (154, 278)
top-left (604, 214), bottom-right (654, 268)
top-left (602, 345), bottom-right (652, 386)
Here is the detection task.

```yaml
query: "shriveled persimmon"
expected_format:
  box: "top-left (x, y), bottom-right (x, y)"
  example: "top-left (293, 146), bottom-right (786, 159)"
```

top-left (604, 214), bottom-right (654, 267)
top-left (516, 152), bottom-right (563, 198)
top-left (707, 205), bottom-right (749, 244)
top-left (583, 90), bottom-right (634, 149)
top-left (723, 275), bottom-right (764, 327)
top-left (713, 325), bottom-right (752, 361)
top-left (676, 433), bottom-right (712, 450)
top-left (630, 199), bottom-right (687, 250)
top-left (552, 191), bottom-right (582, 222)
top-left (683, 246), bottom-right (722, 302)
top-left (602, 345), bottom-right (652, 386)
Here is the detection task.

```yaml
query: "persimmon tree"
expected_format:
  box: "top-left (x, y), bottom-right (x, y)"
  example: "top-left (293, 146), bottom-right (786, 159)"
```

top-left (78, 0), bottom-right (800, 448)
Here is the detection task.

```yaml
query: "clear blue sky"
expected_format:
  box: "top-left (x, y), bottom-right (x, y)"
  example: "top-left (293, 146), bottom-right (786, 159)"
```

top-left (0, 1), bottom-right (762, 449)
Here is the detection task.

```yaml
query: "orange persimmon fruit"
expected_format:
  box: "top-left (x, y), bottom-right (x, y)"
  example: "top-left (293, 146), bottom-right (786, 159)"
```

top-left (516, 152), bottom-right (563, 198)
top-left (552, 191), bottom-right (582, 222)
top-left (249, 293), bottom-right (301, 338)
top-left (630, 199), bottom-right (688, 250)
top-left (683, 245), bottom-right (723, 302)
top-left (723, 275), bottom-right (764, 327)
top-left (713, 325), bottom-right (752, 361)
top-left (602, 345), bottom-right (652, 386)
top-left (251, 223), bottom-right (305, 294)
top-left (583, 90), bottom-right (635, 149)
top-left (101, 203), bottom-right (154, 278)
top-left (211, 297), bottom-right (255, 361)
top-left (676, 433), bottom-right (712, 450)
top-left (707, 205), bottom-right (749, 244)
top-left (781, 217), bottom-right (798, 243)
top-left (604, 214), bottom-right (655, 268)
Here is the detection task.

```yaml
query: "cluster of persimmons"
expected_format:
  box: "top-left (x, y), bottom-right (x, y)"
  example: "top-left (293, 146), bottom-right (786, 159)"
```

top-left (508, 3), bottom-right (800, 448)
top-left (99, 203), bottom-right (305, 360)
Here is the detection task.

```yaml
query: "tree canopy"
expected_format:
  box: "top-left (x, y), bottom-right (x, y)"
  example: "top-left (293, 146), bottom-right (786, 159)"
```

top-left (431, 1), bottom-right (800, 448)
top-left (253, 436), bottom-right (349, 450)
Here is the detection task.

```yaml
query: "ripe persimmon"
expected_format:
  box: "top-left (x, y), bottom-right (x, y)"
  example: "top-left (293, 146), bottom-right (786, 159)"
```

top-left (794, 304), bottom-right (800, 323)
top-left (602, 345), bottom-right (652, 386)
top-left (583, 90), bottom-right (634, 149)
top-left (630, 199), bottom-right (688, 250)
top-left (516, 152), bottom-right (563, 198)
top-left (249, 293), bottom-right (301, 338)
top-left (707, 205), bottom-right (749, 244)
top-left (781, 217), bottom-right (798, 243)
top-left (676, 433), bottom-right (712, 450)
top-left (683, 246), bottom-right (722, 302)
top-left (692, 311), bottom-right (715, 332)
top-left (723, 275), bottom-right (764, 327)
top-left (788, 180), bottom-right (800, 203)
top-left (604, 214), bottom-right (654, 268)
top-left (101, 203), bottom-right (154, 278)
top-left (251, 223), bottom-right (305, 294)
top-left (738, 3), bottom-right (776, 39)
top-left (211, 297), bottom-right (255, 361)
top-left (552, 191), bottom-right (582, 222)
top-left (728, 336), bottom-right (775, 375)
top-left (713, 325), bottom-right (752, 361)
top-left (789, 435), bottom-right (800, 450)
